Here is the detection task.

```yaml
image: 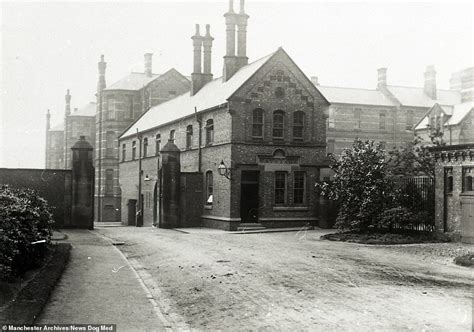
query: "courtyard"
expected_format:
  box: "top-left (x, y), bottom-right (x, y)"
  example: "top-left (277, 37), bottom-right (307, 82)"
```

top-left (87, 226), bottom-right (473, 331)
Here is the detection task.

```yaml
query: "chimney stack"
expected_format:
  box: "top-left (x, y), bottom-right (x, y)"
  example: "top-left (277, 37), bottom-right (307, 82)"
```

top-left (377, 67), bottom-right (387, 89)
top-left (223, 0), bottom-right (238, 82)
top-left (191, 24), bottom-right (204, 96)
top-left (236, 0), bottom-right (249, 67)
top-left (202, 24), bottom-right (214, 85)
top-left (65, 89), bottom-right (71, 116)
top-left (144, 53), bottom-right (153, 77)
top-left (46, 109), bottom-right (51, 131)
top-left (424, 65), bottom-right (437, 100)
top-left (311, 76), bottom-right (319, 86)
top-left (97, 55), bottom-right (107, 93)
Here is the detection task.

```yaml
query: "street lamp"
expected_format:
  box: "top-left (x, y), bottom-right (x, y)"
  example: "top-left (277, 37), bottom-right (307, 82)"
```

top-left (218, 160), bottom-right (231, 180)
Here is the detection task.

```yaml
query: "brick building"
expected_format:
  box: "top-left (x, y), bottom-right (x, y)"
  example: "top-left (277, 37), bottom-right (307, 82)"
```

top-left (45, 90), bottom-right (96, 169)
top-left (415, 67), bottom-right (474, 145)
top-left (118, 0), bottom-right (329, 230)
top-left (316, 66), bottom-right (461, 155)
top-left (431, 144), bottom-right (474, 243)
top-left (94, 54), bottom-right (191, 222)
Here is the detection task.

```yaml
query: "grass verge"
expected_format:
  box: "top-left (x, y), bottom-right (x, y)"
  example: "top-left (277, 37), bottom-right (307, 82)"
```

top-left (321, 231), bottom-right (450, 245)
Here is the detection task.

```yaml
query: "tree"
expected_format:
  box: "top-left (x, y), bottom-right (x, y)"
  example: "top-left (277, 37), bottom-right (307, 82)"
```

top-left (317, 139), bottom-right (392, 231)
top-left (388, 126), bottom-right (445, 180)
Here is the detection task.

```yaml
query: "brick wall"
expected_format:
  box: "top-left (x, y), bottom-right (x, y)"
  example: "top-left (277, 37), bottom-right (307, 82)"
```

top-left (0, 168), bottom-right (72, 228)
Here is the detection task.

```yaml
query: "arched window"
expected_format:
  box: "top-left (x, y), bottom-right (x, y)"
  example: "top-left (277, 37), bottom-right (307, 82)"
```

top-left (252, 108), bottom-right (264, 138)
top-left (293, 111), bottom-right (305, 140)
top-left (273, 110), bottom-right (285, 139)
top-left (186, 125), bottom-right (193, 149)
top-left (155, 133), bottom-right (161, 155)
top-left (132, 141), bottom-right (137, 160)
top-left (205, 171), bottom-right (213, 205)
top-left (170, 130), bottom-right (175, 143)
top-left (206, 119), bottom-right (214, 145)
top-left (143, 137), bottom-right (148, 158)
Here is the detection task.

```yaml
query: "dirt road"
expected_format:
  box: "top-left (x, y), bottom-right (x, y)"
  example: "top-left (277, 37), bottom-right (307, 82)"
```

top-left (95, 227), bottom-right (473, 331)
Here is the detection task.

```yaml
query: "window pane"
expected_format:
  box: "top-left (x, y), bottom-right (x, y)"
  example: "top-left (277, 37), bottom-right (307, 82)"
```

top-left (252, 109), bottom-right (263, 137)
top-left (294, 172), bottom-right (305, 204)
top-left (273, 112), bottom-right (284, 138)
top-left (275, 172), bottom-right (286, 204)
top-left (379, 111), bottom-right (386, 130)
top-left (155, 134), bottom-right (161, 155)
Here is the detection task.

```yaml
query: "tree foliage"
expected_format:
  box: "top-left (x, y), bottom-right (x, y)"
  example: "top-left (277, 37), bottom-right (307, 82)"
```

top-left (317, 140), bottom-right (393, 231)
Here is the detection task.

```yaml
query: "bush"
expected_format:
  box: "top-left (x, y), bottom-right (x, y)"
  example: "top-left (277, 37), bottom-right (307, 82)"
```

top-left (376, 207), bottom-right (417, 230)
top-left (0, 185), bottom-right (54, 280)
top-left (317, 139), bottom-right (392, 231)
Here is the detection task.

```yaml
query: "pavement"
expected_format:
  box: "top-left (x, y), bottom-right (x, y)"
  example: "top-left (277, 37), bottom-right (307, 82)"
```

top-left (36, 230), bottom-right (166, 331)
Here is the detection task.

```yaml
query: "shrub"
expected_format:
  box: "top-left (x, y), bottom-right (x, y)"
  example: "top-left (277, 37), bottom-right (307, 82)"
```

top-left (376, 207), bottom-right (417, 230)
top-left (0, 185), bottom-right (54, 280)
top-left (317, 139), bottom-right (392, 231)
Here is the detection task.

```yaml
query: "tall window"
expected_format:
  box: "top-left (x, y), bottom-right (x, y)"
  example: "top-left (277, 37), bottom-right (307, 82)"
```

top-left (186, 125), bottom-right (193, 149)
top-left (462, 167), bottom-right (474, 192)
top-left (274, 171), bottom-right (287, 204)
top-left (169, 130), bottom-right (175, 143)
top-left (155, 134), bottom-right (161, 155)
top-left (206, 119), bottom-right (214, 145)
top-left (132, 141), bottom-right (136, 160)
top-left (354, 108), bottom-right (361, 129)
top-left (143, 137), bottom-right (148, 158)
top-left (252, 108), bottom-right (264, 138)
top-left (293, 111), bottom-right (305, 140)
top-left (127, 95), bottom-right (134, 119)
top-left (205, 171), bottom-right (213, 205)
top-left (379, 110), bottom-right (386, 130)
top-left (105, 169), bottom-right (114, 195)
top-left (121, 144), bottom-right (126, 162)
top-left (273, 110), bottom-right (285, 139)
top-left (406, 110), bottom-right (414, 130)
top-left (328, 108), bottom-right (335, 128)
top-left (293, 172), bottom-right (306, 205)
top-left (106, 96), bottom-right (115, 120)
top-left (106, 131), bottom-right (115, 157)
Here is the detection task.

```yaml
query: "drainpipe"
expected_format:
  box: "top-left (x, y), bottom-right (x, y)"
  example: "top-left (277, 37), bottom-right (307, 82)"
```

top-left (137, 129), bottom-right (143, 227)
top-left (97, 92), bottom-right (103, 223)
top-left (195, 107), bottom-right (202, 173)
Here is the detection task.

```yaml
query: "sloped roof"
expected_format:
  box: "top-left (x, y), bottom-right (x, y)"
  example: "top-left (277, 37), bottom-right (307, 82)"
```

top-left (415, 101), bottom-right (474, 130)
top-left (49, 122), bottom-right (64, 131)
top-left (120, 51), bottom-right (276, 138)
top-left (317, 86), bottom-right (395, 106)
top-left (387, 86), bottom-right (461, 107)
top-left (70, 102), bottom-right (96, 117)
top-left (104, 72), bottom-right (161, 91)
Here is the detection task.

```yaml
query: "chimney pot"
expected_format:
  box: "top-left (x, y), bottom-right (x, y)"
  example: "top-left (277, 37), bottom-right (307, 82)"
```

top-left (239, 0), bottom-right (245, 13)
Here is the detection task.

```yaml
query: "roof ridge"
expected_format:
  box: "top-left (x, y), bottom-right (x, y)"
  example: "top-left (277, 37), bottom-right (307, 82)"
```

top-left (319, 85), bottom-right (380, 92)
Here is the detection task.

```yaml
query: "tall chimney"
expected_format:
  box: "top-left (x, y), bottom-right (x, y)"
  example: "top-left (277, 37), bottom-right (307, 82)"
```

top-left (424, 65), bottom-right (437, 100)
top-left (46, 109), bottom-right (51, 131)
top-left (202, 24), bottom-right (214, 84)
top-left (377, 67), bottom-right (387, 89)
top-left (97, 55), bottom-right (107, 93)
top-left (144, 53), bottom-right (153, 77)
top-left (223, 0), bottom-right (239, 82)
top-left (236, 0), bottom-right (249, 67)
top-left (191, 24), bottom-right (204, 96)
top-left (311, 76), bottom-right (319, 86)
top-left (65, 89), bottom-right (71, 116)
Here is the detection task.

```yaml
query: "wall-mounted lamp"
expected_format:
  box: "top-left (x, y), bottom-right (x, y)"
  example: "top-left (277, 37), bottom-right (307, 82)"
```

top-left (218, 160), bottom-right (232, 180)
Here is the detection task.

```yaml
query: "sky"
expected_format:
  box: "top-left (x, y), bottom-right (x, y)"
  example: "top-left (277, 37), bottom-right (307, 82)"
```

top-left (1, 0), bottom-right (473, 169)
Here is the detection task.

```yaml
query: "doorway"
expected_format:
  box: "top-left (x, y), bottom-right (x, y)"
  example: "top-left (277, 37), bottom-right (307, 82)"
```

top-left (127, 199), bottom-right (137, 226)
top-left (240, 171), bottom-right (259, 223)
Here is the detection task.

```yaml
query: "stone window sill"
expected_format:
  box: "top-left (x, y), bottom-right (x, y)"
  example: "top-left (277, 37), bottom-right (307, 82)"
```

top-left (273, 206), bottom-right (309, 212)
top-left (204, 205), bottom-right (213, 210)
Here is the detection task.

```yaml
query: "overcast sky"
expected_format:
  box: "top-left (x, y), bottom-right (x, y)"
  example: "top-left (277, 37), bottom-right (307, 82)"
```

top-left (1, 0), bottom-right (473, 169)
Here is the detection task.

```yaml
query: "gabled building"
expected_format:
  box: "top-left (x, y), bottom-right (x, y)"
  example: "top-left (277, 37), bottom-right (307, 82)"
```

top-left (415, 67), bottom-right (474, 145)
top-left (95, 54), bottom-right (191, 222)
top-left (118, 0), bottom-right (329, 230)
top-left (316, 66), bottom-right (462, 154)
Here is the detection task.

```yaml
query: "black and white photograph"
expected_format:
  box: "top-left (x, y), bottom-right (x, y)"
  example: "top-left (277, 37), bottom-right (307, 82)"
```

top-left (0, 0), bottom-right (473, 330)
